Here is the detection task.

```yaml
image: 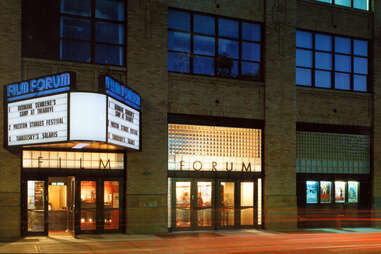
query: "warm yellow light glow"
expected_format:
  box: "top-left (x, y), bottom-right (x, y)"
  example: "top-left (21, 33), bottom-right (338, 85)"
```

top-left (22, 150), bottom-right (124, 169)
top-left (168, 124), bottom-right (262, 172)
top-left (81, 218), bottom-right (85, 223)
top-left (241, 182), bottom-right (254, 206)
top-left (48, 185), bottom-right (67, 211)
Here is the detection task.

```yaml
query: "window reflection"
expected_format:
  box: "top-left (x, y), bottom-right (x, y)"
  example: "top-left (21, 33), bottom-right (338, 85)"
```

top-left (296, 30), bottom-right (368, 91)
top-left (168, 9), bottom-right (262, 80)
top-left (60, 0), bottom-right (125, 65)
top-left (27, 181), bottom-right (45, 232)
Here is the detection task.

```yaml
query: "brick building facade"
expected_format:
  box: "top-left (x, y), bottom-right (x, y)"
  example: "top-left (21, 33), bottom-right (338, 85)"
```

top-left (0, 0), bottom-right (378, 240)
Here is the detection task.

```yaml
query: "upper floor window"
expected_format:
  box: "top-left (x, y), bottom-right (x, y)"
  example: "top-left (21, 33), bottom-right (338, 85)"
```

top-left (168, 9), bottom-right (262, 81)
top-left (314, 0), bottom-right (369, 11)
top-left (296, 30), bottom-right (369, 92)
top-left (60, 0), bottom-right (125, 66)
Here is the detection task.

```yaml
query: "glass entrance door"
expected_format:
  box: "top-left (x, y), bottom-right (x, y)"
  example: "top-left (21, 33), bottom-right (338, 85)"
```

top-left (79, 180), bottom-right (97, 232)
top-left (175, 181), bottom-right (191, 228)
top-left (240, 182), bottom-right (255, 226)
top-left (219, 181), bottom-right (235, 227)
top-left (68, 176), bottom-right (76, 237)
top-left (173, 179), bottom-right (213, 230)
top-left (47, 176), bottom-right (75, 236)
top-left (77, 178), bottom-right (123, 233)
top-left (170, 178), bottom-right (262, 231)
top-left (196, 182), bottom-right (212, 228)
top-left (27, 180), bottom-right (47, 235)
top-left (104, 181), bottom-right (120, 230)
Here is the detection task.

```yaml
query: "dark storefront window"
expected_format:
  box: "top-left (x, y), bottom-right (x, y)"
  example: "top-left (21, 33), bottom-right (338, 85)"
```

top-left (60, 0), bottom-right (125, 65)
top-left (296, 30), bottom-right (369, 92)
top-left (168, 9), bottom-right (262, 80)
top-left (297, 130), bottom-right (371, 228)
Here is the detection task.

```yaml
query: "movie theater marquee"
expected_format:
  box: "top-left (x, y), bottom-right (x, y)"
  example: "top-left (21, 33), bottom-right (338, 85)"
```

top-left (4, 72), bottom-right (141, 151)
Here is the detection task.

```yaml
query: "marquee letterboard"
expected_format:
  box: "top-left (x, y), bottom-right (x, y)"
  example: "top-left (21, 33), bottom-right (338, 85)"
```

top-left (7, 93), bottom-right (68, 146)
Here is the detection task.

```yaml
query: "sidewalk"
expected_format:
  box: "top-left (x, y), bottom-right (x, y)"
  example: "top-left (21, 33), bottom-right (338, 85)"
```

top-left (2, 228), bottom-right (381, 254)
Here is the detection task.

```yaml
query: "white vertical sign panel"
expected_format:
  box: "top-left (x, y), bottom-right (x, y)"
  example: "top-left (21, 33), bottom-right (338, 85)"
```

top-left (7, 93), bottom-right (68, 146)
top-left (107, 97), bottom-right (140, 150)
top-left (70, 93), bottom-right (107, 142)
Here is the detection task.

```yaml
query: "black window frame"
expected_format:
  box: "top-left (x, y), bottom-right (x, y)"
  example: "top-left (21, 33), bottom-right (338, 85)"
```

top-left (168, 8), bottom-right (264, 81)
top-left (59, 0), bottom-right (127, 66)
top-left (296, 29), bottom-right (370, 92)
top-left (313, 0), bottom-right (370, 11)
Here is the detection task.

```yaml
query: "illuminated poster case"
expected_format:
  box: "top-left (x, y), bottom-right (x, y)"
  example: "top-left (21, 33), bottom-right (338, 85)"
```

top-left (305, 180), bottom-right (359, 204)
top-left (4, 72), bottom-right (74, 147)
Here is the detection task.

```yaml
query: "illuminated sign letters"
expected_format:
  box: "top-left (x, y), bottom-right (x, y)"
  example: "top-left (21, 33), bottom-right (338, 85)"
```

top-left (104, 76), bottom-right (141, 110)
top-left (23, 150), bottom-right (124, 170)
top-left (6, 72), bottom-right (73, 102)
top-left (168, 155), bottom-right (262, 172)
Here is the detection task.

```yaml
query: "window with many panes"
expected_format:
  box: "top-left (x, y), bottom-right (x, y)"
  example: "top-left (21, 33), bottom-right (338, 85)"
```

top-left (60, 0), bottom-right (125, 66)
top-left (314, 0), bottom-right (369, 11)
top-left (296, 30), bottom-right (369, 92)
top-left (168, 9), bottom-right (262, 80)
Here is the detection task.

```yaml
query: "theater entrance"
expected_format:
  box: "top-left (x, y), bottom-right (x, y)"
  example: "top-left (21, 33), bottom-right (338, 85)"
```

top-left (48, 177), bottom-right (75, 236)
top-left (25, 177), bottom-right (75, 236)
top-left (23, 176), bottom-right (124, 236)
top-left (169, 178), bottom-right (262, 231)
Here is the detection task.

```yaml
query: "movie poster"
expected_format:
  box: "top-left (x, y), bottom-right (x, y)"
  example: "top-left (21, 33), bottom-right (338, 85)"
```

top-left (348, 181), bottom-right (359, 203)
top-left (306, 181), bottom-right (318, 204)
top-left (320, 181), bottom-right (332, 203)
top-left (335, 181), bottom-right (346, 203)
